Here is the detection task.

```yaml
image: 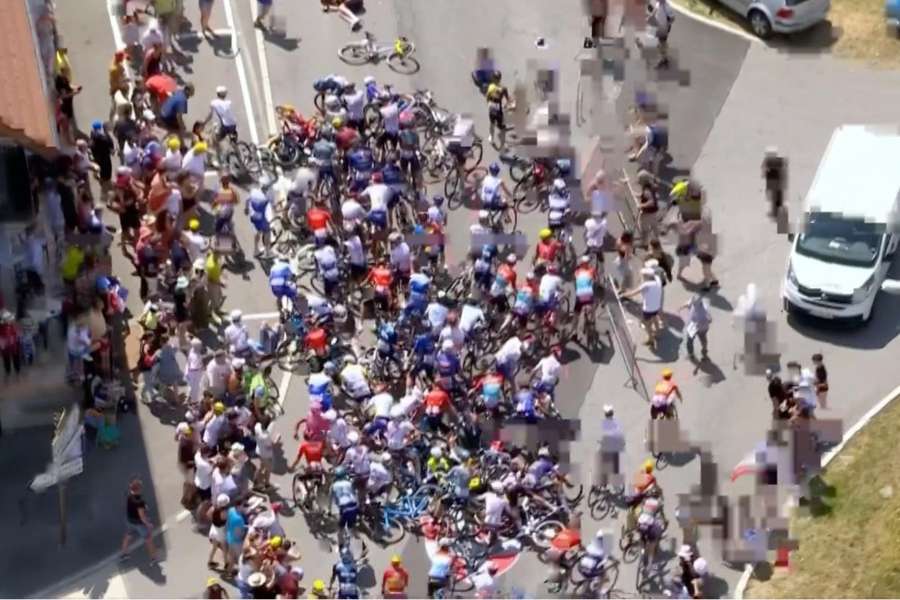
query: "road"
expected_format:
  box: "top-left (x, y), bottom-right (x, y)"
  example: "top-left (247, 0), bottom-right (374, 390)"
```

top-left (25, 0), bottom-right (900, 598)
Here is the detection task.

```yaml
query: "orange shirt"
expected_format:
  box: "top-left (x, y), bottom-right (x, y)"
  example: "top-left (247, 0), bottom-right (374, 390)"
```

top-left (551, 527), bottom-right (582, 551)
top-left (498, 263), bottom-right (517, 288)
top-left (536, 239), bottom-right (561, 262)
top-left (425, 388), bottom-right (450, 411)
top-left (382, 565), bottom-right (409, 593)
top-left (634, 472), bottom-right (657, 494)
top-left (305, 327), bottom-right (328, 355)
top-left (297, 440), bottom-right (325, 464)
top-left (370, 267), bottom-right (393, 290)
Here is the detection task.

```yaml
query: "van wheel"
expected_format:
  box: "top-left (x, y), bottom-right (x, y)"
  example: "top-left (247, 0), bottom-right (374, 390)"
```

top-left (749, 10), bottom-right (772, 38)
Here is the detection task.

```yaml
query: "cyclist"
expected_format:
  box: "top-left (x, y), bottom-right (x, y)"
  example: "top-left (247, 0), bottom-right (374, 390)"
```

top-left (472, 246), bottom-right (495, 293)
top-left (423, 379), bottom-right (457, 433)
top-left (347, 143), bottom-right (374, 193)
top-left (651, 368), bottom-right (683, 419)
top-left (402, 267), bottom-right (431, 320)
top-left (513, 387), bottom-right (541, 422)
top-left (534, 227), bottom-right (563, 266)
top-left (306, 196), bottom-right (335, 245)
top-left (343, 81), bottom-right (366, 130)
top-left (269, 257), bottom-right (299, 315)
top-left (288, 166), bottom-right (317, 218)
top-left (309, 579), bottom-right (328, 599)
top-left (584, 213), bottom-right (608, 274)
top-left (367, 259), bottom-right (394, 315)
top-left (472, 362), bottom-right (506, 414)
top-left (425, 445), bottom-right (451, 481)
top-left (224, 310), bottom-right (251, 356)
top-left (574, 254), bottom-right (599, 338)
top-left (425, 291), bottom-right (450, 337)
top-left (469, 210), bottom-right (493, 257)
top-left (495, 335), bottom-right (525, 387)
top-left (635, 500), bottom-right (665, 564)
top-left (342, 222), bottom-right (369, 280)
top-left (382, 555), bottom-right (410, 598)
top-left (203, 85), bottom-right (238, 166)
top-left (366, 452), bottom-right (394, 504)
top-left (213, 172), bottom-right (240, 239)
top-left (479, 162), bottom-right (512, 210)
top-left (311, 125), bottom-right (339, 190)
top-left (363, 76), bottom-right (381, 103)
top-left (438, 311), bottom-right (465, 355)
top-left (485, 72), bottom-right (514, 147)
top-left (427, 538), bottom-right (454, 598)
top-left (379, 95), bottom-right (402, 152)
top-left (538, 263), bottom-right (564, 315)
top-left (482, 481), bottom-right (515, 546)
top-left (330, 545), bottom-right (360, 599)
top-left (531, 345), bottom-right (562, 404)
top-left (289, 429), bottom-right (327, 476)
top-left (486, 253), bottom-right (516, 315)
top-left (389, 233), bottom-right (413, 291)
top-left (459, 294), bottom-right (487, 341)
top-left (504, 271), bottom-right (538, 331)
top-left (334, 116), bottom-right (360, 154)
top-left (313, 238), bottom-right (342, 297)
top-left (308, 366), bottom-right (335, 411)
top-left (339, 355), bottom-right (371, 403)
top-left (360, 171), bottom-right (392, 240)
top-left (398, 117), bottom-right (421, 185)
top-left (323, 94), bottom-right (348, 125)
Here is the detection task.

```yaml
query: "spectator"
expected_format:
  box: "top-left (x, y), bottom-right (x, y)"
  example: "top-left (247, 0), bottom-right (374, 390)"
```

top-left (120, 478), bottom-right (158, 563)
top-left (108, 50), bottom-right (130, 119)
top-left (160, 83), bottom-right (195, 132)
top-left (90, 121), bottom-right (116, 196)
top-left (0, 310), bottom-right (21, 378)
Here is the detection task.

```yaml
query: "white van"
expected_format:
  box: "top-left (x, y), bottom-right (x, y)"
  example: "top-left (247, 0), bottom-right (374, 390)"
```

top-left (782, 125), bottom-right (900, 324)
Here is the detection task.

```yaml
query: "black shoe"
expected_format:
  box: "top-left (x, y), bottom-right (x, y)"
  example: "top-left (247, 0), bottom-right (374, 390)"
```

top-left (351, 21), bottom-right (363, 32)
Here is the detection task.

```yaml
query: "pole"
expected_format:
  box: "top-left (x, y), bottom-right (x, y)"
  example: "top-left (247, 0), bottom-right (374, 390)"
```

top-left (58, 482), bottom-right (67, 546)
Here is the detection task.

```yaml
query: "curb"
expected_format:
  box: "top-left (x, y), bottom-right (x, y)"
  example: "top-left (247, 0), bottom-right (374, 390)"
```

top-left (669, 1), bottom-right (762, 44)
top-left (734, 383), bottom-right (900, 599)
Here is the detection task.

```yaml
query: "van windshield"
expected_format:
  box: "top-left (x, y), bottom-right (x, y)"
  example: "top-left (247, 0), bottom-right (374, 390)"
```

top-left (796, 212), bottom-right (883, 268)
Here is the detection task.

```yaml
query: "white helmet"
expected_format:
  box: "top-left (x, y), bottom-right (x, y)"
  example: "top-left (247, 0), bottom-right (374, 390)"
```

top-left (595, 528), bottom-right (607, 541)
top-left (364, 76), bottom-right (376, 85)
top-left (430, 446), bottom-right (443, 458)
top-left (538, 447), bottom-right (551, 458)
top-left (229, 309), bottom-right (243, 322)
top-left (334, 304), bottom-right (348, 321)
top-left (348, 430), bottom-right (360, 445)
top-left (552, 178), bottom-right (567, 193)
top-left (343, 354), bottom-right (357, 365)
top-left (231, 357), bottom-right (246, 369)
top-left (603, 405), bottom-right (614, 416)
top-left (441, 339), bottom-right (454, 352)
top-left (478, 210), bottom-right (490, 222)
top-left (325, 94), bottom-right (341, 110)
top-left (249, 188), bottom-right (267, 203)
top-left (216, 85), bottom-right (228, 97)
top-left (490, 481), bottom-right (504, 493)
top-left (323, 361), bottom-right (337, 376)
top-left (693, 557), bottom-right (708, 576)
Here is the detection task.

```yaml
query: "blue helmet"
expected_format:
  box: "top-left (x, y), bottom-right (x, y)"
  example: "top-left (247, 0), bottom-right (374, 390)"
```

top-left (96, 276), bottom-right (111, 292)
top-left (432, 195), bottom-right (444, 207)
top-left (334, 466), bottom-right (348, 479)
top-left (489, 161), bottom-right (500, 176)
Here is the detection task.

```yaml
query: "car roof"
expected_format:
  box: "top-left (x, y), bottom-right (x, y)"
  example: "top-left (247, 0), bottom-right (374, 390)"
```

top-left (805, 125), bottom-right (900, 226)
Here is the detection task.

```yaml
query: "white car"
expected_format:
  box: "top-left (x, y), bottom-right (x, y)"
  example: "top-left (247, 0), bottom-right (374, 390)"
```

top-left (783, 125), bottom-right (900, 324)
top-left (716, 0), bottom-right (830, 38)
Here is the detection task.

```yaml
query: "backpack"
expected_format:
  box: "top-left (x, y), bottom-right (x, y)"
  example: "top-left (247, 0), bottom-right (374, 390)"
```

top-left (648, 124), bottom-right (668, 151)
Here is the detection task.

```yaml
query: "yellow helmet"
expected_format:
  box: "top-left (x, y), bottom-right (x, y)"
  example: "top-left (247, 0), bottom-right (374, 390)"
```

top-left (391, 554), bottom-right (402, 564)
top-left (468, 476), bottom-right (482, 490)
top-left (188, 218), bottom-right (200, 232)
top-left (213, 402), bottom-right (225, 415)
top-left (539, 228), bottom-right (553, 240)
top-left (661, 368), bottom-right (673, 379)
top-left (268, 536), bottom-right (283, 549)
top-left (331, 117), bottom-right (344, 129)
top-left (643, 459), bottom-right (654, 473)
top-left (207, 577), bottom-right (219, 587)
top-left (194, 141), bottom-right (208, 153)
top-left (312, 579), bottom-right (326, 592)
top-left (166, 137), bottom-right (181, 151)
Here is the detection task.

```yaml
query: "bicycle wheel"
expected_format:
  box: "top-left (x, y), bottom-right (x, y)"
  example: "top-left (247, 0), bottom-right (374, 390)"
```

top-left (588, 486), bottom-right (613, 520)
top-left (388, 52), bottom-right (421, 75)
top-left (532, 519), bottom-right (566, 550)
top-left (238, 141), bottom-right (261, 176)
top-left (338, 43), bottom-right (372, 65)
top-left (509, 159), bottom-right (531, 183)
top-left (378, 513), bottom-right (406, 545)
top-left (270, 136), bottom-right (300, 167)
top-left (464, 140), bottom-right (483, 172)
top-left (314, 91), bottom-right (327, 115)
top-left (564, 482), bottom-right (585, 505)
top-left (514, 177), bottom-right (541, 214)
top-left (224, 149), bottom-right (247, 178)
top-left (292, 474), bottom-right (310, 509)
top-left (497, 205), bottom-right (517, 235)
top-left (445, 166), bottom-right (463, 207)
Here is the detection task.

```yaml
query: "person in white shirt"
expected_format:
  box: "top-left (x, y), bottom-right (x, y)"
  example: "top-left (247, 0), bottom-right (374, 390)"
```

top-left (397, 385), bottom-right (424, 417)
top-left (532, 348), bottom-right (561, 404)
top-left (469, 211), bottom-right (491, 257)
top-left (622, 267), bottom-right (664, 346)
top-left (425, 295), bottom-right (450, 336)
top-left (389, 233), bottom-right (413, 277)
top-left (343, 82), bottom-right (366, 128)
top-left (340, 358), bottom-right (371, 400)
top-left (596, 405), bottom-right (625, 489)
top-left (342, 227), bottom-right (368, 277)
top-left (361, 180), bottom-right (392, 227)
top-left (205, 351), bottom-right (232, 400)
top-left (205, 86), bottom-right (239, 165)
top-left (164, 188), bottom-right (182, 221)
top-left (182, 143), bottom-right (208, 180)
top-left (539, 268), bottom-right (564, 306)
top-left (459, 296), bottom-right (486, 337)
top-left (380, 100), bottom-right (401, 146)
top-left (224, 310), bottom-right (250, 355)
top-left (494, 336), bottom-right (524, 383)
top-left (328, 415), bottom-right (353, 453)
top-left (386, 409), bottom-right (416, 451)
top-left (471, 564), bottom-right (499, 599)
top-left (341, 197), bottom-right (367, 228)
top-left (194, 447), bottom-right (215, 506)
top-left (439, 314), bottom-right (465, 354)
top-left (588, 170), bottom-right (613, 217)
top-left (482, 481), bottom-right (515, 545)
top-left (584, 214), bottom-right (608, 271)
top-left (306, 294), bottom-right (333, 324)
top-left (366, 453), bottom-right (393, 498)
top-left (253, 416), bottom-right (279, 490)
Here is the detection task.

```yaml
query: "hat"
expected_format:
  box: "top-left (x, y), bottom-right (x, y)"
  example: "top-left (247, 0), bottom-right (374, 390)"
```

top-left (641, 267), bottom-right (657, 277)
top-left (678, 544), bottom-right (693, 559)
top-left (644, 258), bottom-right (659, 269)
top-left (290, 566), bottom-right (304, 579)
top-left (175, 275), bottom-right (190, 290)
top-left (92, 120), bottom-right (103, 130)
top-left (231, 357), bottom-right (246, 369)
top-left (216, 85), bottom-right (228, 95)
top-left (603, 404), bottom-right (614, 416)
top-left (194, 141), bottom-right (208, 153)
top-left (207, 577), bottom-right (220, 587)
top-left (246, 495), bottom-right (265, 511)
top-left (142, 109), bottom-right (156, 121)
top-left (247, 572), bottom-right (267, 588)
top-left (215, 493), bottom-right (230, 508)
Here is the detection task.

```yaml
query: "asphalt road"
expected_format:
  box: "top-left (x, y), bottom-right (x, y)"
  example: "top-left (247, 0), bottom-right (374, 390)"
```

top-left (37, 0), bottom-right (882, 597)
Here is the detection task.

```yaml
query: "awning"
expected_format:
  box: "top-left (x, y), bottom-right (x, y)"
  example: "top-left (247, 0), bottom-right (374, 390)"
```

top-left (0, 0), bottom-right (59, 156)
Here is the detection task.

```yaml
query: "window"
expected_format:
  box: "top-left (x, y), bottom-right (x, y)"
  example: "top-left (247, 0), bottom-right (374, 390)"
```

top-left (796, 212), bottom-right (884, 268)
top-left (0, 145), bottom-right (35, 222)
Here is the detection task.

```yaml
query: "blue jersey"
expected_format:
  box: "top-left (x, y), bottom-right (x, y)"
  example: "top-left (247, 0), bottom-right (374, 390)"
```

top-left (436, 350), bottom-right (460, 377)
top-left (515, 389), bottom-right (536, 416)
top-left (249, 195), bottom-right (269, 232)
top-left (269, 263), bottom-right (293, 297)
top-left (413, 333), bottom-right (435, 361)
top-left (348, 147), bottom-right (373, 173)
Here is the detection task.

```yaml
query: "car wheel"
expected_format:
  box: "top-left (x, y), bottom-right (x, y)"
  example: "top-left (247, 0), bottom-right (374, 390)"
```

top-left (749, 10), bottom-right (773, 38)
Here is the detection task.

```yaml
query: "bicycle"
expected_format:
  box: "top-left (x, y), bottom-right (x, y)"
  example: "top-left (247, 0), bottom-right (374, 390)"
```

top-left (588, 482), bottom-right (625, 520)
top-left (292, 465), bottom-right (330, 512)
top-left (338, 32), bottom-right (420, 74)
top-left (569, 555), bottom-right (620, 598)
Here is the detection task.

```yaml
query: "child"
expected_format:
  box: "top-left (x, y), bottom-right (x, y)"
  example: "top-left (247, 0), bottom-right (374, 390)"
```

top-left (812, 353), bottom-right (828, 409)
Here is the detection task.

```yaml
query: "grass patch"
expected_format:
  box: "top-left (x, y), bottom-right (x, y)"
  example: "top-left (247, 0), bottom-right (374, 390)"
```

top-left (746, 394), bottom-right (900, 598)
top-left (673, 0), bottom-right (900, 67)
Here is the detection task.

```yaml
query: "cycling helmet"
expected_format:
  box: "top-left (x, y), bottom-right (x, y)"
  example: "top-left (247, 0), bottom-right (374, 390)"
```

top-left (432, 195), bottom-right (445, 207)
top-left (539, 228), bottom-right (552, 240)
top-left (312, 579), bottom-right (326, 593)
top-left (488, 161), bottom-right (501, 176)
top-left (269, 536), bottom-right (283, 549)
top-left (166, 137), bottom-right (181, 151)
top-left (334, 466), bottom-right (348, 479)
top-left (348, 430), bottom-right (360, 444)
top-left (505, 253), bottom-right (517, 265)
top-left (188, 218), bottom-right (200, 232)
top-left (526, 271), bottom-right (537, 281)
top-left (389, 232), bottom-right (402, 243)
top-left (213, 402), bottom-right (225, 415)
top-left (343, 354), bottom-right (357, 365)
top-left (555, 158), bottom-right (572, 177)
top-left (662, 368), bottom-right (673, 379)
top-left (478, 209), bottom-right (490, 223)
top-left (253, 385), bottom-right (266, 398)
top-left (325, 95), bottom-right (341, 110)
top-left (339, 546), bottom-right (353, 563)
top-left (490, 481), bottom-right (504, 493)
top-left (363, 75), bottom-right (376, 85)
top-left (391, 555), bottom-right (402, 565)
top-left (320, 124), bottom-right (335, 139)
top-left (603, 404), bottom-right (614, 416)
top-left (381, 452), bottom-right (392, 463)
top-left (579, 255), bottom-right (591, 265)
top-left (323, 361), bottom-right (337, 376)
top-left (538, 447), bottom-right (551, 458)
top-left (231, 357), bottom-right (246, 369)
top-left (552, 178), bottom-right (567, 193)
top-left (430, 446), bottom-right (443, 458)
top-left (230, 309), bottom-right (243, 322)
top-left (595, 528), bottom-right (607, 541)
top-left (96, 276), bottom-right (111, 292)
top-left (332, 117), bottom-right (344, 129)
top-left (643, 459), bottom-right (654, 473)
top-left (216, 85), bottom-right (228, 97)
top-left (693, 557), bottom-right (709, 576)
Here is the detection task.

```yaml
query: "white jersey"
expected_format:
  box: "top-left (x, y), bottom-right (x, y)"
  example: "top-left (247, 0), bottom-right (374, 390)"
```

top-left (495, 337), bottom-right (523, 366)
top-left (367, 392), bottom-right (394, 419)
top-left (340, 364), bottom-right (371, 398)
top-left (343, 235), bottom-right (367, 267)
top-left (390, 242), bottom-right (412, 273)
top-left (381, 103), bottom-right (400, 134)
top-left (536, 355), bottom-right (561, 386)
top-left (363, 183), bottom-right (392, 212)
top-left (459, 304), bottom-right (485, 335)
top-left (539, 274), bottom-right (563, 303)
top-left (480, 174), bottom-right (503, 205)
top-left (483, 491), bottom-right (509, 525)
top-left (210, 98), bottom-right (237, 128)
top-left (584, 217), bottom-right (608, 249)
top-left (344, 89), bottom-right (366, 121)
top-left (314, 246), bottom-right (340, 281)
top-left (386, 419), bottom-right (415, 450)
top-left (341, 198), bottom-right (367, 225)
top-left (367, 461), bottom-right (392, 490)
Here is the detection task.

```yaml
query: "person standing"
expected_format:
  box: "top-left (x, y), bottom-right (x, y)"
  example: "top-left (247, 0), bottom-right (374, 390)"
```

top-left (812, 353), bottom-right (828, 409)
top-left (648, 0), bottom-right (675, 68)
top-left (199, 0), bottom-right (216, 37)
top-left (622, 266), bottom-right (664, 348)
top-left (121, 478), bottom-right (158, 562)
top-left (485, 73), bottom-right (514, 148)
top-left (636, 171), bottom-right (660, 248)
top-left (90, 121), bottom-right (115, 198)
top-left (761, 147), bottom-right (788, 226)
top-left (680, 293), bottom-right (711, 361)
top-left (159, 82), bottom-right (195, 132)
top-left (108, 50), bottom-right (130, 119)
top-left (254, 0), bottom-right (274, 29)
top-left (596, 405), bottom-right (625, 489)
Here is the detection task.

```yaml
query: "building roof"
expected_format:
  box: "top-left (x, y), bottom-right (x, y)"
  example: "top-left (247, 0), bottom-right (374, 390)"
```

top-left (0, 0), bottom-right (57, 154)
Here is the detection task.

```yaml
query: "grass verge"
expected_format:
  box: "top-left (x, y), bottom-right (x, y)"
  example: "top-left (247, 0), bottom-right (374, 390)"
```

top-left (673, 0), bottom-right (900, 67)
top-left (746, 393), bottom-right (900, 598)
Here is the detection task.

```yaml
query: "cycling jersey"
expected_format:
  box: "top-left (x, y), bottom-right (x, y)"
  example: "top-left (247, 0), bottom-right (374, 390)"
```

top-left (425, 387), bottom-right (451, 415)
top-left (307, 372), bottom-right (332, 396)
top-left (459, 304), bottom-right (485, 335)
top-left (412, 333), bottom-right (435, 364)
top-left (297, 439), bottom-right (325, 465)
top-left (480, 174), bottom-right (504, 208)
top-left (651, 380), bottom-right (678, 408)
top-left (574, 266), bottom-right (596, 302)
top-left (409, 272), bottom-right (430, 295)
top-left (536, 239), bottom-right (562, 262)
top-left (370, 266), bottom-right (393, 295)
top-left (428, 552), bottom-right (453, 580)
top-left (473, 255), bottom-right (494, 287)
top-left (515, 389), bottom-right (537, 418)
top-left (489, 263), bottom-right (517, 298)
top-left (381, 163), bottom-right (404, 187)
top-left (305, 327), bottom-right (328, 355)
top-left (435, 350), bottom-right (460, 378)
top-left (348, 147), bottom-right (374, 173)
top-left (539, 273), bottom-right (563, 304)
top-left (648, 124), bottom-right (668, 151)
top-left (307, 207), bottom-right (330, 236)
top-left (425, 302), bottom-right (448, 332)
top-left (480, 373), bottom-right (504, 409)
top-left (332, 479), bottom-right (357, 509)
top-left (528, 456), bottom-right (556, 481)
top-left (248, 192), bottom-right (270, 232)
top-left (344, 88), bottom-right (366, 121)
top-left (399, 129), bottom-right (419, 158)
top-left (269, 261), bottom-right (294, 297)
top-left (315, 246), bottom-right (340, 282)
top-left (312, 139), bottom-right (337, 165)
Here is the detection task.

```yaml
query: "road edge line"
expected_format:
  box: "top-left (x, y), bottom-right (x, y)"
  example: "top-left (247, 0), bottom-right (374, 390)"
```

top-left (669, 2), bottom-right (762, 44)
top-left (250, 0), bottom-right (278, 137)
top-left (222, 0), bottom-right (261, 146)
top-left (734, 383), bottom-right (900, 599)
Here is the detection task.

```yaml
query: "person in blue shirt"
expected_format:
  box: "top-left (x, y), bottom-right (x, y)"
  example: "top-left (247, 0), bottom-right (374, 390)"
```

top-left (514, 388), bottom-right (539, 423)
top-left (245, 187), bottom-right (272, 258)
top-left (331, 546), bottom-right (361, 599)
top-left (331, 467), bottom-right (359, 531)
top-left (363, 76), bottom-right (381, 104)
top-left (435, 339), bottom-right (461, 392)
top-left (224, 503), bottom-right (246, 566)
top-left (403, 270), bottom-right (431, 321)
top-left (407, 330), bottom-right (436, 388)
top-left (473, 246), bottom-right (495, 291)
top-left (159, 83), bottom-right (194, 131)
top-left (375, 321), bottom-right (399, 359)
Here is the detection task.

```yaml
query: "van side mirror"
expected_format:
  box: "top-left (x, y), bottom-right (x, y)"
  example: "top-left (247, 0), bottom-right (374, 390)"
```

top-left (787, 232), bottom-right (795, 242)
top-left (881, 280), bottom-right (900, 294)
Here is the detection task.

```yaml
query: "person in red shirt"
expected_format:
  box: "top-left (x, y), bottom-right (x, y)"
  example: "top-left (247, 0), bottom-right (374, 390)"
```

top-left (305, 200), bottom-right (333, 243)
top-left (289, 433), bottom-right (326, 474)
top-left (381, 555), bottom-right (410, 598)
top-left (367, 261), bottom-right (394, 313)
top-left (334, 117), bottom-right (361, 153)
top-left (421, 385), bottom-right (456, 434)
top-left (0, 311), bottom-right (21, 376)
top-left (304, 326), bottom-right (328, 357)
top-left (533, 228), bottom-right (562, 266)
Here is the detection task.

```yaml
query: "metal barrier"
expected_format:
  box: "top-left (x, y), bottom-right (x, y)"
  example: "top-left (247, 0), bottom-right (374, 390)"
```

top-left (604, 274), bottom-right (650, 403)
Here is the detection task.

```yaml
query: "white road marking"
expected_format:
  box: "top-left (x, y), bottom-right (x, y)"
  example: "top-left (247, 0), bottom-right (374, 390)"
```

top-left (250, 0), bottom-right (278, 137)
top-left (242, 311), bottom-right (281, 322)
top-left (223, 0), bottom-right (261, 146)
top-left (278, 370), bottom-right (293, 409)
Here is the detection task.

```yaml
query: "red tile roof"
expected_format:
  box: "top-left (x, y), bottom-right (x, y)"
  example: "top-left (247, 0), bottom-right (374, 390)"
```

top-left (0, 0), bottom-right (57, 154)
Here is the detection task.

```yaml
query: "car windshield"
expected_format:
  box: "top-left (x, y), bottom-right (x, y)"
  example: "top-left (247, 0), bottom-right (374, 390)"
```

top-left (796, 212), bottom-right (883, 268)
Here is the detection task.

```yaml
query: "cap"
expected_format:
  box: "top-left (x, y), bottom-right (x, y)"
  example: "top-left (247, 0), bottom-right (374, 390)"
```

top-left (391, 554), bottom-right (402, 564)
top-left (216, 493), bottom-right (230, 507)
top-left (678, 544), bottom-right (693, 559)
top-left (662, 368), bottom-right (673, 379)
top-left (313, 579), bottom-right (326, 592)
top-left (491, 481), bottom-right (504, 493)
top-left (142, 109), bottom-right (156, 121)
top-left (91, 120), bottom-right (103, 130)
top-left (216, 85), bottom-right (227, 95)
top-left (248, 572), bottom-right (267, 588)
top-left (166, 137), bottom-right (181, 150)
top-left (603, 404), bottom-right (614, 416)
top-left (232, 357), bottom-right (246, 369)
top-left (194, 141), bottom-right (208, 153)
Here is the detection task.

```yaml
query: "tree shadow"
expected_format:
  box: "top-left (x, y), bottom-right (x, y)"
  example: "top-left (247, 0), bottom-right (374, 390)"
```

top-left (264, 29), bottom-right (301, 52)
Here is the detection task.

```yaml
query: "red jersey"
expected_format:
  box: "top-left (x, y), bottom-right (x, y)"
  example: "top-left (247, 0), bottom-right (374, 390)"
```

top-left (305, 327), bottom-right (328, 355)
top-left (550, 527), bottom-right (582, 552)
top-left (497, 263), bottom-right (517, 288)
top-left (306, 207), bottom-right (330, 232)
top-left (336, 126), bottom-right (360, 152)
top-left (425, 388), bottom-right (450, 413)
top-left (536, 239), bottom-right (562, 262)
top-left (297, 439), bottom-right (325, 464)
top-left (370, 266), bottom-right (393, 292)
